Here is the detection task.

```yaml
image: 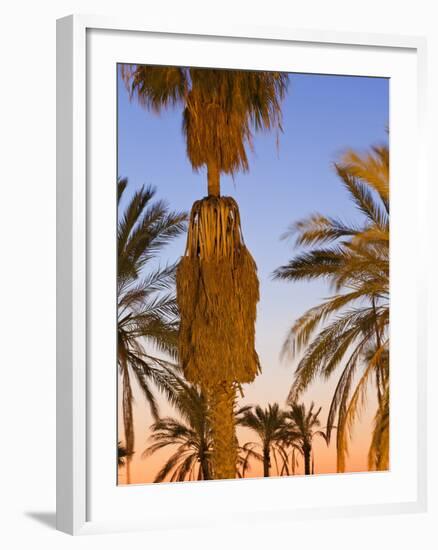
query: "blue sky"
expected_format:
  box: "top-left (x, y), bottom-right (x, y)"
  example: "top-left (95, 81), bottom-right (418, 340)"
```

top-left (118, 69), bottom-right (388, 380)
top-left (118, 68), bottom-right (389, 479)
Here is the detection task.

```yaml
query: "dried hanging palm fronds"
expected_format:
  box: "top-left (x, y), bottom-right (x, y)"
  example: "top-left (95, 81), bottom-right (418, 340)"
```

top-left (176, 196), bottom-right (260, 390)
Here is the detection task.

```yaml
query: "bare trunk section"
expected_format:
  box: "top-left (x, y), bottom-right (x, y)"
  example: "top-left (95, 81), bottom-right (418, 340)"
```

top-left (263, 446), bottom-right (270, 477)
top-left (200, 448), bottom-right (211, 480)
top-left (125, 457), bottom-right (132, 485)
top-left (303, 443), bottom-right (311, 475)
top-left (207, 160), bottom-right (220, 197)
top-left (208, 381), bottom-right (237, 479)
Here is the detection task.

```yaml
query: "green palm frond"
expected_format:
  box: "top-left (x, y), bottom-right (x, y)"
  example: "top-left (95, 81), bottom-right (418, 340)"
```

top-left (118, 180), bottom-right (186, 285)
top-left (143, 376), bottom-right (213, 482)
top-left (281, 214), bottom-right (361, 247)
top-left (341, 146), bottom-right (389, 210)
top-left (117, 178), bottom-right (187, 482)
top-left (335, 165), bottom-right (388, 228)
top-left (273, 247), bottom-right (345, 282)
top-left (274, 143), bottom-right (389, 472)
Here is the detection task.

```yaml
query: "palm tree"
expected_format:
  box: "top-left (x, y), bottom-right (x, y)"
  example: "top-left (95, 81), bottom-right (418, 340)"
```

top-left (285, 402), bottom-right (327, 475)
top-left (144, 378), bottom-right (267, 482)
top-left (237, 403), bottom-right (290, 477)
top-left (123, 65), bottom-right (289, 479)
top-left (274, 144), bottom-right (389, 471)
top-left (118, 178), bottom-right (187, 483)
top-left (143, 377), bottom-right (212, 482)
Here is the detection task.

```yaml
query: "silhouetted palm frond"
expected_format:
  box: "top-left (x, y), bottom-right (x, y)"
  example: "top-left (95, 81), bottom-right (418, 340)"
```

top-left (283, 402), bottom-right (327, 475)
top-left (237, 403), bottom-right (290, 477)
top-left (143, 375), bottom-right (212, 482)
top-left (117, 442), bottom-right (132, 467)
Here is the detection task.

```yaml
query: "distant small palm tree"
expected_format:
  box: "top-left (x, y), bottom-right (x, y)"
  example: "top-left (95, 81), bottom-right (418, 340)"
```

top-left (118, 178), bottom-right (187, 483)
top-left (237, 403), bottom-right (290, 477)
top-left (285, 402), bottom-right (327, 475)
top-left (143, 377), bottom-right (212, 482)
top-left (237, 442), bottom-right (263, 479)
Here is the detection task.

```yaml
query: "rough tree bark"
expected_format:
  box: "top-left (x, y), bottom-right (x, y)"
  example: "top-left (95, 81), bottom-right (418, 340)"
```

top-left (208, 381), bottom-right (237, 479)
top-left (207, 160), bottom-right (220, 197)
top-left (263, 446), bottom-right (270, 477)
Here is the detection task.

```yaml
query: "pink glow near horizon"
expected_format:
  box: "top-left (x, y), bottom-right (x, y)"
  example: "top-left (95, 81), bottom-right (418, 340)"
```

top-left (117, 359), bottom-right (378, 485)
top-left (116, 69), bottom-right (389, 485)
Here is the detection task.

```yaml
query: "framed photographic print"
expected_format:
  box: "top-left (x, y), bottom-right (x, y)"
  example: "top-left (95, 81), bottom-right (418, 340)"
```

top-left (56, 15), bottom-right (427, 535)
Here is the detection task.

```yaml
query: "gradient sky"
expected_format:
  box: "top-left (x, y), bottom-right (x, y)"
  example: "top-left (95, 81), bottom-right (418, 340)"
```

top-left (117, 67), bottom-right (389, 484)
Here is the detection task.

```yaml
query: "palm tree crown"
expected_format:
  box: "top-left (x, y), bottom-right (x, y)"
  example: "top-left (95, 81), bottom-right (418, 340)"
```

top-left (237, 403), bottom-right (289, 477)
top-left (122, 66), bottom-right (288, 195)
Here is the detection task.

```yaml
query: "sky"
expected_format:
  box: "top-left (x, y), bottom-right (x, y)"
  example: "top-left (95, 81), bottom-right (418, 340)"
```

top-left (117, 67), bottom-right (389, 484)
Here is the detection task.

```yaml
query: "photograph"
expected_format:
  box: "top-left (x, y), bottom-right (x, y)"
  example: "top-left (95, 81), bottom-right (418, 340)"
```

top-left (0, 0), bottom-right (432, 544)
top-left (116, 64), bottom-right (389, 485)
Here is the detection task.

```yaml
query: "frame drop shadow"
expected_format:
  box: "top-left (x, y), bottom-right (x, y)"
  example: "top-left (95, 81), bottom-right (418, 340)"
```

top-left (25, 511), bottom-right (56, 530)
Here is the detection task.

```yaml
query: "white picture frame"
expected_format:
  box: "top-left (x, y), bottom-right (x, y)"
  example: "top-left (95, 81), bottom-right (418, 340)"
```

top-left (56, 14), bottom-right (428, 535)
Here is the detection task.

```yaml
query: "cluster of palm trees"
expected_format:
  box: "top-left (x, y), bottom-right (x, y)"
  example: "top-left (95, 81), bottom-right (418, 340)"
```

top-left (141, 378), bottom-right (326, 482)
top-left (238, 402), bottom-right (327, 477)
top-left (117, 64), bottom-right (390, 483)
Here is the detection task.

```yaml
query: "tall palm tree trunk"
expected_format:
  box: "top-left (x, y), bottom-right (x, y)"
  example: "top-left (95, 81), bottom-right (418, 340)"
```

top-left (208, 381), bottom-right (237, 479)
top-left (200, 455), bottom-right (211, 481)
